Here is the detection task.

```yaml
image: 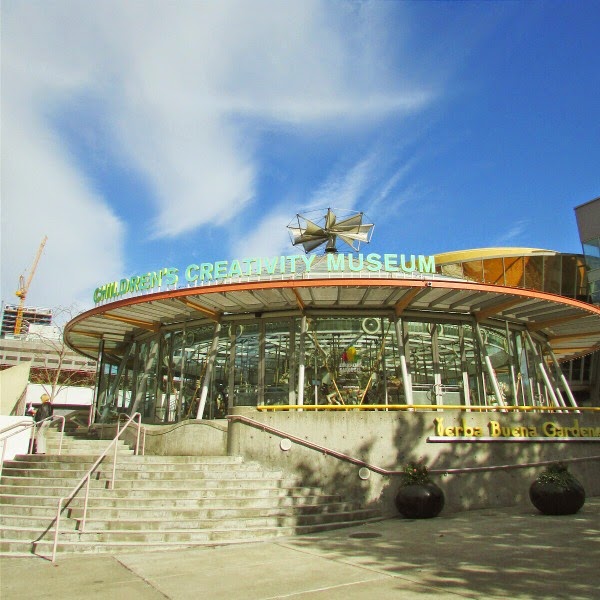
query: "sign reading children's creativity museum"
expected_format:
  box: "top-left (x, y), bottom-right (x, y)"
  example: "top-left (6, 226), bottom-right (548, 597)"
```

top-left (93, 252), bottom-right (436, 304)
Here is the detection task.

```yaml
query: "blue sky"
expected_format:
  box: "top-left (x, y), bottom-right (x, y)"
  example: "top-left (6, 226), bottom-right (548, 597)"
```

top-left (2, 0), bottom-right (599, 313)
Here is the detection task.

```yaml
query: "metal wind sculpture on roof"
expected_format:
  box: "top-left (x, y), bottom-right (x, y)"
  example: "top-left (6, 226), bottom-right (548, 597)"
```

top-left (287, 208), bottom-right (374, 254)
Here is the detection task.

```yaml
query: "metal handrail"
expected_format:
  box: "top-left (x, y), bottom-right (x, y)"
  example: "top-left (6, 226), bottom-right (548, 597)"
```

top-left (1, 420), bottom-right (33, 479)
top-left (228, 414), bottom-right (600, 478)
top-left (117, 413), bottom-right (146, 456)
top-left (48, 412), bottom-right (142, 563)
top-left (0, 416), bottom-right (65, 478)
top-left (256, 404), bottom-right (599, 413)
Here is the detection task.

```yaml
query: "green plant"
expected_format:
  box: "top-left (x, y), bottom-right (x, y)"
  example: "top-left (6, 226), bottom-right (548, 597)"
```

top-left (535, 462), bottom-right (578, 490)
top-left (401, 462), bottom-right (431, 486)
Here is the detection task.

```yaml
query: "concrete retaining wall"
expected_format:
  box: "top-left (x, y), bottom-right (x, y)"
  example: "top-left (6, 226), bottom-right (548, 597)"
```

top-left (105, 409), bottom-right (600, 517)
top-left (227, 409), bottom-right (600, 516)
top-left (136, 420), bottom-right (228, 456)
top-left (92, 420), bottom-right (228, 456)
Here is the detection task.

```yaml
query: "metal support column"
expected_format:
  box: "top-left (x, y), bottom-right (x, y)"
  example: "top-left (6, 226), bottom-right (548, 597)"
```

top-left (228, 326), bottom-right (236, 412)
top-left (394, 316), bottom-right (413, 405)
top-left (523, 331), bottom-right (561, 408)
top-left (505, 322), bottom-right (519, 406)
top-left (104, 341), bottom-right (133, 416)
top-left (297, 315), bottom-right (307, 406)
top-left (93, 339), bottom-right (106, 424)
top-left (196, 321), bottom-right (222, 419)
top-left (458, 325), bottom-right (471, 409)
top-left (130, 338), bottom-right (160, 417)
top-left (473, 320), bottom-right (505, 406)
top-left (257, 319), bottom-right (265, 406)
top-left (176, 326), bottom-right (186, 421)
top-left (381, 318), bottom-right (389, 406)
top-left (543, 343), bottom-right (578, 407)
top-left (288, 319), bottom-right (297, 405)
top-left (431, 324), bottom-right (443, 407)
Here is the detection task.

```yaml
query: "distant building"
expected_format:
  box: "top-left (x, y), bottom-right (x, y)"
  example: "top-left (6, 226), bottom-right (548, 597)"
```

top-left (0, 304), bottom-right (52, 337)
top-left (575, 196), bottom-right (600, 305)
top-left (0, 310), bottom-right (97, 415)
top-left (574, 196), bottom-right (600, 403)
top-left (0, 335), bottom-right (97, 378)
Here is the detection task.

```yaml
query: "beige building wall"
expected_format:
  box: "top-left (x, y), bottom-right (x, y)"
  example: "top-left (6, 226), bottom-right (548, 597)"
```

top-left (0, 363), bottom-right (31, 415)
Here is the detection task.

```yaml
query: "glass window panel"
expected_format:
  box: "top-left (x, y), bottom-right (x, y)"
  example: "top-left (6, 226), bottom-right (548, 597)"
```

top-left (132, 336), bottom-right (160, 421)
top-left (482, 258), bottom-right (505, 285)
top-left (233, 323), bottom-right (259, 407)
top-left (264, 320), bottom-right (292, 405)
top-left (504, 256), bottom-right (524, 288)
top-left (178, 324), bottom-right (214, 417)
top-left (576, 257), bottom-right (590, 301)
top-left (462, 260), bottom-right (483, 283)
top-left (560, 255), bottom-right (577, 299)
top-left (543, 256), bottom-right (562, 295)
top-left (523, 256), bottom-right (544, 290)
top-left (582, 355), bottom-right (591, 381)
top-left (440, 263), bottom-right (464, 279)
top-left (583, 239), bottom-right (600, 258)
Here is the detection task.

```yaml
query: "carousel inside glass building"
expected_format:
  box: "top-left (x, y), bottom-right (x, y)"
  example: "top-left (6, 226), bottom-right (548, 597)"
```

top-left (65, 208), bottom-right (600, 424)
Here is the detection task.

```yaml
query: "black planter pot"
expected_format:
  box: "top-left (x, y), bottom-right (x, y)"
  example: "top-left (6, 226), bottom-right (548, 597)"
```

top-left (529, 480), bottom-right (585, 515)
top-left (395, 482), bottom-right (445, 519)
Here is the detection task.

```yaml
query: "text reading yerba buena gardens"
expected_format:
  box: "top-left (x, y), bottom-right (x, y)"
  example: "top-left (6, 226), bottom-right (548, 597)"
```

top-left (93, 252), bottom-right (436, 304)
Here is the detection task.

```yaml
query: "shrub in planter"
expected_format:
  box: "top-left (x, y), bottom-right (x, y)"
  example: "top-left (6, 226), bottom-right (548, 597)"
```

top-left (529, 462), bottom-right (585, 515)
top-left (395, 462), bottom-right (444, 519)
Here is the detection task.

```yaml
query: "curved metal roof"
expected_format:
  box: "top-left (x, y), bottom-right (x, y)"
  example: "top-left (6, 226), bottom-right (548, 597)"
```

top-left (65, 274), bottom-right (600, 363)
top-left (434, 247), bottom-right (559, 263)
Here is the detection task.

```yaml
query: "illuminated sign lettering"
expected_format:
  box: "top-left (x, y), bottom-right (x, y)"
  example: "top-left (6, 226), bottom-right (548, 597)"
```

top-left (93, 252), bottom-right (436, 304)
top-left (433, 418), bottom-right (600, 440)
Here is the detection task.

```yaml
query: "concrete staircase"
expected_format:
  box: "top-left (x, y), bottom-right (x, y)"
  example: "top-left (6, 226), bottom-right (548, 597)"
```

top-left (1, 427), bottom-right (381, 557)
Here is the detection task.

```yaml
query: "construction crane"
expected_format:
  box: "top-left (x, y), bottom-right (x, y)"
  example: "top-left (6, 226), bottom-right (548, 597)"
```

top-left (14, 235), bottom-right (48, 335)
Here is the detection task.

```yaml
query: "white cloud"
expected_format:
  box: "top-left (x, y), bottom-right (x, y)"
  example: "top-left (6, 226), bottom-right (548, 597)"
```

top-left (309, 154), bottom-right (380, 211)
top-left (493, 220), bottom-right (529, 246)
top-left (230, 210), bottom-right (293, 260)
top-left (1, 99), bottom-right (125, 310)
top-left (1, 1), bottom-right (436, 308)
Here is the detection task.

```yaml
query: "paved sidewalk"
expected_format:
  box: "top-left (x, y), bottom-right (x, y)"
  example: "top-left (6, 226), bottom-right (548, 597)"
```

top-left (1, 498), bottom-right (599, 600)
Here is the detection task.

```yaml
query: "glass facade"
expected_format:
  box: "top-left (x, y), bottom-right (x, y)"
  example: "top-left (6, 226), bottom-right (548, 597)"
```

top-left (95, 312), bottom-right (574, 423)
top-left (582, 238), bottom-right (600, 304)
top-left (575, 197), bottom-right (600, 305)
top-left (437, 254), bottom-right (589, 302)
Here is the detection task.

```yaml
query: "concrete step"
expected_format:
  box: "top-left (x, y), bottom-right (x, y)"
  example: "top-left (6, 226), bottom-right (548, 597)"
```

top-left (0, 477), bottom-right (302, 497)
top-left (45, 437), bottom-right (130, 447)
top-left (1, 468), bottom-right (280, 483)
top-left (0, 445), bottom-right (382, 557)
top-left (1, 490), bottom-right (345, 509)
top-left (1, 472), bottom-right (288, 488)
top-left (0, 515), bottom-right (382, 555)
top-left (44, 447), bottom-right (135, 456)
top-left (1, 467), bottom-right (106, 479)
top-left (75, 508), bottom-right (380, 531)
top-left (0, 514), bottom-right (79, 531)
top-left (0, 517), bottom-right (384, 558)
top-left (1, 499), bottom-right (370, 522)
top-left (0, 475), bottom-right (104, 487)
top-left (7, 454), bottom-right (246, 465)
top-left (1, 507), bottom-right (378, 536)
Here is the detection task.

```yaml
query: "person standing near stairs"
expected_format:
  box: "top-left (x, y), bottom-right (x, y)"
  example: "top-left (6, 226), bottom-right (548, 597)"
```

top-left (34, 393), bottom-right (54, 454)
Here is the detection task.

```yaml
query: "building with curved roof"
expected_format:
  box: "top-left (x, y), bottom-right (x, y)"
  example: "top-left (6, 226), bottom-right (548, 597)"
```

top-left (65, 244), bottom-right (600, 425)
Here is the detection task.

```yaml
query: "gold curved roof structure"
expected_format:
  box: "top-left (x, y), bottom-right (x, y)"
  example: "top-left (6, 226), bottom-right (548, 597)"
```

top-left (435, 247), bottom-right (558, 264)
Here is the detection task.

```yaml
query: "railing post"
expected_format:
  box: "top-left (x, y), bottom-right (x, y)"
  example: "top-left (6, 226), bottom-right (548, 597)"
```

top-left (52, 498), bottom-right (63, 563)
top-left (135, 413), bottom-right (141, 455)
top-left (111, 437), bottom-right (118, 489)
top-left (81, 475), bottom-right (91, 532)
top-left (56, 416), bottom-right (65, 456)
